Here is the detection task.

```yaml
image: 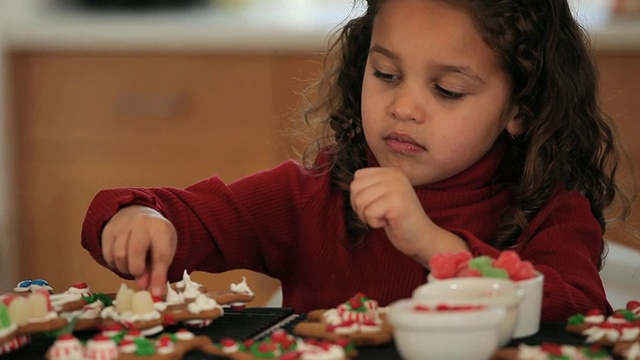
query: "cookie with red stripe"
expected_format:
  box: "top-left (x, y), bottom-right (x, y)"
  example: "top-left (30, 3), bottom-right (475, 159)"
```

top-left (293, 293), bottom-right (393, 346)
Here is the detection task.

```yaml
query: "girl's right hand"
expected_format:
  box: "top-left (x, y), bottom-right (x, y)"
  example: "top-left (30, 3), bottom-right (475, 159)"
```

top-left (101, 205), bottom-right (177, 297)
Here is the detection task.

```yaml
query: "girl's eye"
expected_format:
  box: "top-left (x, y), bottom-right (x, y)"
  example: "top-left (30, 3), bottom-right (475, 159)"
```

top-left (373, 70), bottom-right (400, 82)
top-left (435, 84), bottom-right (465, 100)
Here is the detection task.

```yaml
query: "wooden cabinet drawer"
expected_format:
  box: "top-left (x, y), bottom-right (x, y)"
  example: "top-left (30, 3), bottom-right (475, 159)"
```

top-left (596, 53), bottom-right (640, 251)
top-left (8, 52), bottom-right (325, 304)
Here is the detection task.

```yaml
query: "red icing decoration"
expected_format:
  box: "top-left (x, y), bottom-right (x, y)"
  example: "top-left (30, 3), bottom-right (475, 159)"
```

top-left (92, 334), bottom-right (111, 342)
top-left (57, 334), bottom-right (76, 341)
top-left (127, 328), bottom-right (142, 336)
top-left (243, 339), bottom-right (254, 347)
top-left (258, 342), bottom-right (277, 353)
top-left (157, 336), bottom-right (172, 346)
top-left (1, 294), bottom-right (17, 306)
top-left (540, 343), bottom-right (563, 355)
top-left (413, 304), bottom-right (485, 312)
top-left (163, 313), bottom-right (176, 326)
top-left (335, 338), bottom-right (349, 347)
top-left (220, 338), bottom-right (237, 347)
top-left (627, 300), bottom-right (640, 311)
top-left (280, 353), bottom-right (300, 360)
top-left (100, 323), bottom-right (123, 332)
top-left (349, 297), bottom-right (363, 310)
top-left (72, 282), bottom-right (88, 289)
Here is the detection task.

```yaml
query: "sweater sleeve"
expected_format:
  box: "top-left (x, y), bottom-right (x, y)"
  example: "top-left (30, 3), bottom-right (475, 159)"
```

top-left (81, 160), bottom-right (320, 282)
top-left (449, 190), bottom-right (611, 322)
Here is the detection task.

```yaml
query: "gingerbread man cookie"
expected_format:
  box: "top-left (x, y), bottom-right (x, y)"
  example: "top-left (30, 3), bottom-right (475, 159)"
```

top-left (46, 328), bottom-right (220, 360)
top-left (207, 276), bottom-right (256, 310)
top-left (566, 302), bottom-right (640, 346)
top-left (293, 293), bottom-right (393, 346)
top-left (492, 343), bottom-right (613, 360)
top-left (206, 329), bottom-right (357, 360)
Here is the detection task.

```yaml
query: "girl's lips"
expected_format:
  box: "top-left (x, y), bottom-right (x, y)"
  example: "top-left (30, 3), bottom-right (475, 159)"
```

top-left (384, 133), bottom-right (426, 154)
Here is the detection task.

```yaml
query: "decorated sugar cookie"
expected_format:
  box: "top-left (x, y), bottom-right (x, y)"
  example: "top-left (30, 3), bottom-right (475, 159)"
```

top-left (492, 343), bottom-right (613, 360)
top-left (210, 329), bottom-right (357, 360)
top-left (293, 293), bottom-right (393, 346)
top-left (566, 306), bottom-right (640, 346)
top-left (207, 276), bottom-right (256, 310)
top-left (100, 284), bottom-right (165, 336)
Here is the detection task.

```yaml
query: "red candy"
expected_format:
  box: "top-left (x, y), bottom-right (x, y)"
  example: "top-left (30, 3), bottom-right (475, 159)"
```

top-left (429, 252), bottom-right (472, 279)
top-left (429, 250), bottom-right (537, 281)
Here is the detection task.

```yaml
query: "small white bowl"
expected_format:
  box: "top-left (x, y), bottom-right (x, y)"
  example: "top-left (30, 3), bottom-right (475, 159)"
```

top-left (387, 297), bottom-right (506, 360)
top-left (415, 277), bottom-right (523, 346)
top-left (511, 272), bottom-right (544, 338)
top-left (426, 272), bottom-right (544, 338)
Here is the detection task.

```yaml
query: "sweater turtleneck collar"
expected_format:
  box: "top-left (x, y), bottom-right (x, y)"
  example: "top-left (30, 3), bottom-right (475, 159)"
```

top-left (366, 140), bottom-right (507, 192)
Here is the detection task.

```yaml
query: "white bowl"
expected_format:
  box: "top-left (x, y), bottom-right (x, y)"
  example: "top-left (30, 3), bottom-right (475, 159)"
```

top-left (426, 272), bottom-right (544, 339)
top-left (387, 297), bottom-right (506, 360)
top-left (511, 272), bottom-right (544, 338)
top-left (415, 277), bottom-right (523, 346)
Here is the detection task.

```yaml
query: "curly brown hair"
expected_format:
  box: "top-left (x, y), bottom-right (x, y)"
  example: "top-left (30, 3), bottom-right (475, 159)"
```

top-left (301, 0), bottom-right (636, 262)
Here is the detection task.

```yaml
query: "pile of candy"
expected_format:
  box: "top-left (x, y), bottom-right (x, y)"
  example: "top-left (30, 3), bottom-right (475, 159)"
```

top-left (428, 250), bottom-right (537, 281)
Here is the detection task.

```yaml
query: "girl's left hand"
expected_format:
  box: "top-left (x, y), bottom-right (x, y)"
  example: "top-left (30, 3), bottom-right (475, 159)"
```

top-left (350, 167), bottom-right (468, 264)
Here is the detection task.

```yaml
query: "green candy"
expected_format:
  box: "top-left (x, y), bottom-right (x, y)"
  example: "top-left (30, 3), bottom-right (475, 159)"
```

top-left (468, 256), bottom-right (493, 270)
top-left (480, 267), bottom-right (509, 279)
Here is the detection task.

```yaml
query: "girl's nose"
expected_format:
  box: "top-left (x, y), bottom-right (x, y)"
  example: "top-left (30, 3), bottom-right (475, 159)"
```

top-left (389, 84), bottom-right (426, 123)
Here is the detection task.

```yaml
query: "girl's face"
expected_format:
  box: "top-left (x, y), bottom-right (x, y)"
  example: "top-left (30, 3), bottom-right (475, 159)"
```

top-left (361, 0), bottom-right (521, 186)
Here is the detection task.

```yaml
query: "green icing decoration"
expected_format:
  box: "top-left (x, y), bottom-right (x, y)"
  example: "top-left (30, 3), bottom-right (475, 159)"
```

top-left (468, 256), bottom-right (493, 270)
top-left (346, 294), bottom-right (371, 312)
top-left (583, 346), bottom-right (610, 358)
top-left (614, 309), bottom-right (636, 322)
top-left (133, 338), bottom-right (156, 356)
top-left (249, 341), bottom-right (278, 358)
top-left (480, 267), bottom-right (509, 279)
top-left (567, 313), bottom-right (585, 325)
top-left (547, 355), bottom-right (570, 360)
top-left (158, 333), bottom-right (178, 343)
top-left (343, 343), bottom-right (356, 354)
top-left (0, 303), bottom-right (11, 328)
top-left (43, 318), bottom-right (77, 338)
top-left (82, 293), bottom-right (113, 307)
top-left (109, 331), bottom-right (126, 344)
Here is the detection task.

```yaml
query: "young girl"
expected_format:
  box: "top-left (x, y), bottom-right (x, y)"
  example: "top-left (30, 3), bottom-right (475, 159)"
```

top-left (81, 0), bottom-right (635, 321)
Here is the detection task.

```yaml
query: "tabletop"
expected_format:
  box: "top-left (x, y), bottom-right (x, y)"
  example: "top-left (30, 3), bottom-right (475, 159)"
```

top-left (1, 307), bottom-right (613, 360)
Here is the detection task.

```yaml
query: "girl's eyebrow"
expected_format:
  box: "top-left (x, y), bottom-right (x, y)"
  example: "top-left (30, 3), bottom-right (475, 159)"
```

top-left (369, 43), bottom-right (485, 84)
top-left (369, 44), bottom-right (400, 60)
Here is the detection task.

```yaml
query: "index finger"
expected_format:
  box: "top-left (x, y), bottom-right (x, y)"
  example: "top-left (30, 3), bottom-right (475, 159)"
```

top-left (147, 242), bottom-right (174, 297)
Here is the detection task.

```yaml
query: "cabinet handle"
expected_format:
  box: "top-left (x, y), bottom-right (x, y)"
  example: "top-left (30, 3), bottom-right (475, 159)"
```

top-left (114, 92), bottom-right (190, 119)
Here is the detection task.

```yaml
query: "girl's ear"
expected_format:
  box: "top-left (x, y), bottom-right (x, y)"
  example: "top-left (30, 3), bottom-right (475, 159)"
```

top-left (505, 106), bottom-right (527, 137)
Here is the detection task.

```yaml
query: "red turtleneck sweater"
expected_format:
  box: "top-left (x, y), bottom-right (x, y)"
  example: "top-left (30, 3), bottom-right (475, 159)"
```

top-left (81, 145), bottom-right (612, 320)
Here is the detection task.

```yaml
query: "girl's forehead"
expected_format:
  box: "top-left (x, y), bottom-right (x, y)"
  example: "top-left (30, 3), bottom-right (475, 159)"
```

top-left (370, 0), bottom-right (505, 80)
top-left (372, 1), bottom-right (484, 54)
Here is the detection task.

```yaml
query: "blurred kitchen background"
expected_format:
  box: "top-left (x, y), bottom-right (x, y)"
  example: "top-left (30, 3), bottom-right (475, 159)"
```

top-left (0, 0), bottom-right (638, 308)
